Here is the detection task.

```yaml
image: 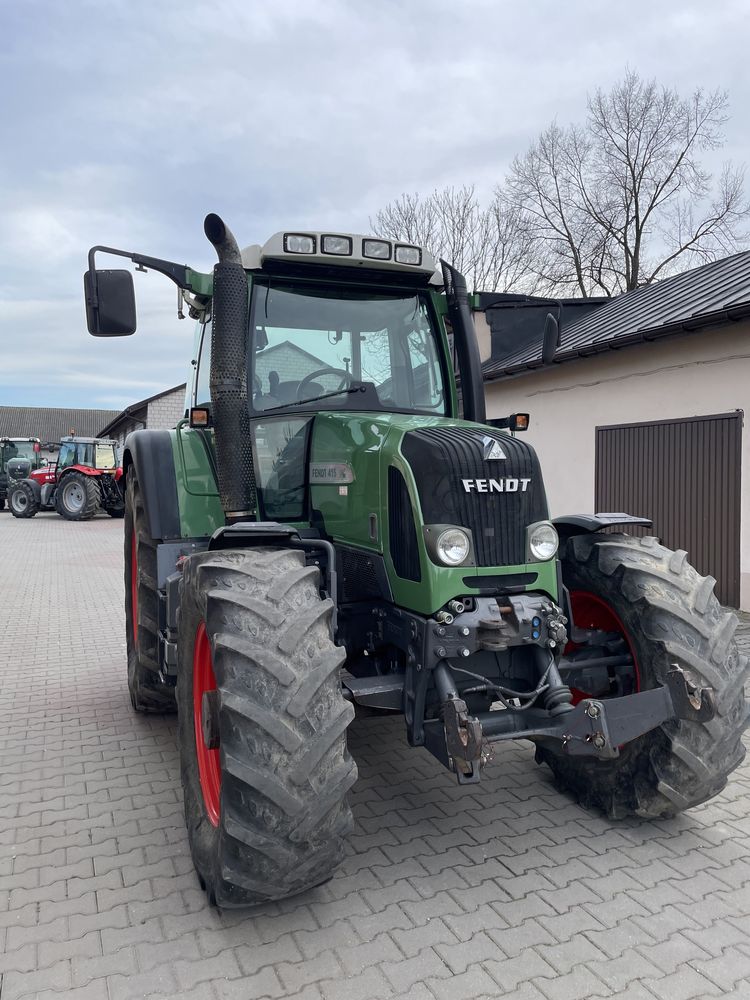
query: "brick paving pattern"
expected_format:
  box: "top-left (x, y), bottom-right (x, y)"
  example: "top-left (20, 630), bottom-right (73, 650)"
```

top-left (2, 513), bottom-right (750, 1000)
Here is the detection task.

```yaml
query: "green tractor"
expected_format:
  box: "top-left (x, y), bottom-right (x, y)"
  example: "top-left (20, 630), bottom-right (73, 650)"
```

top-left (85, 216), bottom-right (749, 908)
top-left (0, 437), bottom-right (43, 509)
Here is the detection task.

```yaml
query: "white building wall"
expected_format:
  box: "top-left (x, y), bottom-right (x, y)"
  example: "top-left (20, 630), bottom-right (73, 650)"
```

top-left (146, 388), bottom-right (186, 429)
top-left (485, 322), bottom-right (750, 610)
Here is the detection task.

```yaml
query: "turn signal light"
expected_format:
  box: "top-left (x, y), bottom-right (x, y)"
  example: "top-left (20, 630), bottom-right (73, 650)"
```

top-left (190, 407), bottom-right (211, 428)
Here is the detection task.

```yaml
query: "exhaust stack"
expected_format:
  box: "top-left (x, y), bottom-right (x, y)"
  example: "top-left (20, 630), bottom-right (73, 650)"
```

top-left (204, 213), bottom-right (256, 522)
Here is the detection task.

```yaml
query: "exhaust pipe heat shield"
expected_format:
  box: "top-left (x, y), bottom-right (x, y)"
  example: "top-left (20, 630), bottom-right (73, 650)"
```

top-left (204, 213), bottom-right (256, 522)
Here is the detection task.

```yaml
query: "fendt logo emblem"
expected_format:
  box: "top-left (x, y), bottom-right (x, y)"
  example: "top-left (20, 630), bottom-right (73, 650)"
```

top-left (462, 478), bottom-right (531, 493)
top-left (482, 436), bottom-right (506, 460)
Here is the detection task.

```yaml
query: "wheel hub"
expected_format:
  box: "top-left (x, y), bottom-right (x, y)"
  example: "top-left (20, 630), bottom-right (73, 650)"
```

top-left (64, 481), bottom-right (85, 510)
top-left (201, 690), bottom-right (221, 750)
top-left (193, 622), bottom-right (221, 826)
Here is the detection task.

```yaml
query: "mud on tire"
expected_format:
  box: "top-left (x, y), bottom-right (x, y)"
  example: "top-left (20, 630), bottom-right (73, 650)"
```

top-left (177, 547), bottom-right (357, 907)
top-left (540, 533), bottom-right (750, 819)
top-left (124, 469), bottom-right (176, 712)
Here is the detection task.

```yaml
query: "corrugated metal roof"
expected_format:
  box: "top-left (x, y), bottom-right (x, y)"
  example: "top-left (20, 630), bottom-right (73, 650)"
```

top-left (482, 250), bottom-right (750, 381)
top-left (0, 407), bottom-right (119, 445)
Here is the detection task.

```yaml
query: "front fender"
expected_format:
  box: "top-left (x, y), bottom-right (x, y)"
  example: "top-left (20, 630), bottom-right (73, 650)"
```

top-left (122, 430), bottom-right (181, 541)
top-left (553, 513), bottom-right (652, 539)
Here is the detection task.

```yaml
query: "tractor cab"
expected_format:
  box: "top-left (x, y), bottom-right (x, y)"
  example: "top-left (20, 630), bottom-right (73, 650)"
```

top-left (51, 436), bottom-right (120, 475)
top-left (0, 437), bottom-right (42, 509)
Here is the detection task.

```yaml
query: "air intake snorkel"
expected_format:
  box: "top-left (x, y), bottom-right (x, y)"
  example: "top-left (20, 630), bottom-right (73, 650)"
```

top-left (203, 213), bottom-right (257, 523)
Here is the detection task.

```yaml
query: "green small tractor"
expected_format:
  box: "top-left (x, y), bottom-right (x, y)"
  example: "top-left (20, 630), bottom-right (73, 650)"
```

top-left (0, 437), bottom-right (43, 509)
top-left (85, 215), bottom-right (749, 908)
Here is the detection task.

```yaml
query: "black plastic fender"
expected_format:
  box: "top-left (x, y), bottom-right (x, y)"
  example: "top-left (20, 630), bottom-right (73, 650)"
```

top-left (553, 513), bottom-right (652, 539)
top-left (122, 430), bottom-right (181, 541)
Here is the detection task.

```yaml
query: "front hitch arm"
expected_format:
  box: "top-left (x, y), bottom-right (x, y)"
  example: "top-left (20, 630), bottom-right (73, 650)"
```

top-left (425, 663), bottom-right (716, 782)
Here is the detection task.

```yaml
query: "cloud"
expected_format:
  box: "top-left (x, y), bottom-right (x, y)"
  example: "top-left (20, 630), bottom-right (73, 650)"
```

top-left (1, 0), bottom-right (748, 407)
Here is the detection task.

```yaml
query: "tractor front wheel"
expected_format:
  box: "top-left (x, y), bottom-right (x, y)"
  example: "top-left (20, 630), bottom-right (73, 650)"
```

top-left (9, 482), bottom-right (39, 518)
top-left (539, 532), bottom-right (750, 818)
top-left (177, 547), bottom-right (357, 907)
top-left (124, 469), bottom-right (176, 712)
top-left (55, 471), bottom-right (99, 520)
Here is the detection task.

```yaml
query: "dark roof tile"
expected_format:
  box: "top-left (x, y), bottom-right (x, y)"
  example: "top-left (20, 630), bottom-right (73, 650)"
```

top-left (0, 407), bottom-right (120, 445)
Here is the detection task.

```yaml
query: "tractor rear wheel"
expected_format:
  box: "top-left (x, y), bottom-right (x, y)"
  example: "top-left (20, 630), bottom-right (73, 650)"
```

top-left (55, 471), bottom-right (99, 520)
top-left (177, 547), bottom-right (357, 907)
top-left (9, 482), bottom-right (39, 518)
top-left (539, 532), bottom-right (750, 818)
top-left (124, 469), bottom-right (176, 712)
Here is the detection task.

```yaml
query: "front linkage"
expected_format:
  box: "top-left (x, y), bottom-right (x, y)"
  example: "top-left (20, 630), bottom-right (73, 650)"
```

top-left (344, 592), bottom-right (716, 785)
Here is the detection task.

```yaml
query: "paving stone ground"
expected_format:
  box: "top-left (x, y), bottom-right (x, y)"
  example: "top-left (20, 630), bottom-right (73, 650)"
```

top-left (2, 513), bottom-right (750, 1000)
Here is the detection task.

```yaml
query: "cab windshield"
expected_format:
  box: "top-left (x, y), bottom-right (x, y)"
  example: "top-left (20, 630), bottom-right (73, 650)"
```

top-left (248, 280), bottom-right (447, 416)
top-left (1, 440), bottom-right (36, 465)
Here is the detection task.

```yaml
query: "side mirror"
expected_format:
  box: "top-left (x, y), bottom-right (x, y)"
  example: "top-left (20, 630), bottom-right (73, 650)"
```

top-left (84, 269), bottom-right (137, 336)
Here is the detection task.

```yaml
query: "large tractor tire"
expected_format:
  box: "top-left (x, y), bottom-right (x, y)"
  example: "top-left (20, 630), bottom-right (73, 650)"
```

top-left (55, 471), bottom-right (99, 520)
top-left (124, 469), bottom-right (176, 712)
top-left (539, 532), bottom-right (750, 819)
top-left (8, 482), bottom-right (39, 518)
top-left (177, 547), bottom-right (357, 907)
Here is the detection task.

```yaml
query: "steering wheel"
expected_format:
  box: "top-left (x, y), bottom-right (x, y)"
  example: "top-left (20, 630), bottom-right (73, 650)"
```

top-left (296, 367), bottom-right (354, 400)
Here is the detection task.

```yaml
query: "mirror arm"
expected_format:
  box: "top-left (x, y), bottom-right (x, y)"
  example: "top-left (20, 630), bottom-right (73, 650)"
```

top-left (86, 245), bottom-right (191, 307)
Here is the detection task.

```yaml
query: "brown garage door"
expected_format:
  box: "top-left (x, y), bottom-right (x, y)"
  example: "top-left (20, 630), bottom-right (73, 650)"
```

top-left (595, 411), bottom-right (742, 607)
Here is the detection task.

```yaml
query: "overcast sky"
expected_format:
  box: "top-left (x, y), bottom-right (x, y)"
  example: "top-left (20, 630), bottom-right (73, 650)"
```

top-left (2, 0), bottom-right (748, 412)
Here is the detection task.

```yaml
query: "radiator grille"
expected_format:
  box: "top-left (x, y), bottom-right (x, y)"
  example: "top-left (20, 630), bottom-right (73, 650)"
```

top-left (401, 426), bottom-right (548, 567)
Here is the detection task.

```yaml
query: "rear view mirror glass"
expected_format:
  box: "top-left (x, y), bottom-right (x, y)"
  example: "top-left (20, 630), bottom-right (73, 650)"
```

top-left (84, 269), bottom-right (137, 336)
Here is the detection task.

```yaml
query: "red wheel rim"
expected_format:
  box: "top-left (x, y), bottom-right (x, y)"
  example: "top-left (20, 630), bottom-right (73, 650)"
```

top-left (130, 532), bottom-right (138, 645)
top-left (567, 591), bottom-right (641, 702)
top-left (193, 622), bottom-right (221, 826)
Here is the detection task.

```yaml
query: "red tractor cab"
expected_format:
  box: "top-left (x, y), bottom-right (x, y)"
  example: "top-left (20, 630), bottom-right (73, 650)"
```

top-left (8, 436), bottom-right (124, 521)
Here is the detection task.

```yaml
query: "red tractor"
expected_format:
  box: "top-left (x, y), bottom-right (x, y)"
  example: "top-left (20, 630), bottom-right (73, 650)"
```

top-left (8, 436), bottom-right (125, 521)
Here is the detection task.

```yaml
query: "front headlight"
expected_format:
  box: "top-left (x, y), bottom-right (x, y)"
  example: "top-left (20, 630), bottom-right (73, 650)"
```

top-left (528, 521), bottom-right (559, 561)
top-left (436, 528), bottom-right (470, 566)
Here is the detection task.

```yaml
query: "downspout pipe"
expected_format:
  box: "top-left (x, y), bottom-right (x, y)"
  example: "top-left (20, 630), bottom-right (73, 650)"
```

top-left (204, 213), bottom-right (257, 523)
top-left (441, 261), bottom-right (486, 424)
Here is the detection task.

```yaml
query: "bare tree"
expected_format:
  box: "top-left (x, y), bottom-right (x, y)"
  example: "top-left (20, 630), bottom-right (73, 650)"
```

top-left (371, 185), bottom-right (538, 292)
top-left (500, 72), bottom-right (749, 295)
